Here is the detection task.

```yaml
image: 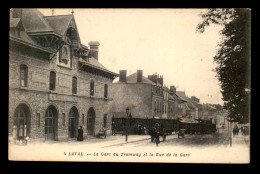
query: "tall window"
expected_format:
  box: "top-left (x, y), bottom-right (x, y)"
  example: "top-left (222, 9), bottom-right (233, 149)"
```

top-left (104, 84), bottom-right (108, 98)
top-left (90, 80), bottom-right (94, 96)
top-left (49, 71), bottom-right (56, 91)
top-left (20, 64), bottom-right (28, 87)
top-left (45, 107), bottom-right (54, 135)
top-left (72, 76), bottom-right (77, 94)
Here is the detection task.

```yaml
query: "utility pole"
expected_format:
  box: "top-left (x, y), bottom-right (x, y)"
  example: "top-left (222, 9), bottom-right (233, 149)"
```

top-left (125, 107), bottom-right (130, 142)
top-left (230, 122), bottom-right (232, 147)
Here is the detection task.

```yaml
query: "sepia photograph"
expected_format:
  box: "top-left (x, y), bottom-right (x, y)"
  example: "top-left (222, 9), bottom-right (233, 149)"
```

top-left (8, 8), bottom-right (250, 163)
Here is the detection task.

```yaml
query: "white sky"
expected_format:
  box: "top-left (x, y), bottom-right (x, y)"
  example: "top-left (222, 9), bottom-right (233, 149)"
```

top-left (39, 8), bottom-right (224, 105)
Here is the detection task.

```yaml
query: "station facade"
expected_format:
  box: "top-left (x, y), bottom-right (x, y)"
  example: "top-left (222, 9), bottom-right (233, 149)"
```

top-left (9, 9), bottom-right (118, 142)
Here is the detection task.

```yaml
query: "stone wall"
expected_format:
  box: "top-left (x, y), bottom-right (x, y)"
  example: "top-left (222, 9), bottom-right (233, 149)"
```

top-left (9, 47), bottom-right (114, 141)
top-left (110, 83), bottom-right (153, 118)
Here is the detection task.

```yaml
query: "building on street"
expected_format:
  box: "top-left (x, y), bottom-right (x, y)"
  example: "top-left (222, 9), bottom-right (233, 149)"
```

top-left (9, 9), bottom-right (118, 142)
top-left (110, 70), bottom-right (164, 118)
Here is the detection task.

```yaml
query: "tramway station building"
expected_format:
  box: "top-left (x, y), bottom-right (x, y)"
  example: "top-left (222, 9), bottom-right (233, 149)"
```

top-left (9, 9), bottom-right (118, 142)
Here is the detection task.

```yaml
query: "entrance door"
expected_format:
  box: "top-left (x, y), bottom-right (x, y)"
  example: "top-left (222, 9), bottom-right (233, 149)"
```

top-left (14, 104), bottom-right (31, 140)
top-left (87, 108), bottom-right (95, 135)
top-left (45, 106), bottom-right (57, 140)
top-left (68, 107), bottom-right (79, 138)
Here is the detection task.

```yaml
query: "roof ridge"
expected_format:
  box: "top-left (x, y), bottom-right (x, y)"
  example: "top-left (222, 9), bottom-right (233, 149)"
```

top-left (44, 14), bottom-right (73, 17)
top-left (126, 72), bottom-right (156, 84)
top-left (34, 9), bottom-right (54, 32)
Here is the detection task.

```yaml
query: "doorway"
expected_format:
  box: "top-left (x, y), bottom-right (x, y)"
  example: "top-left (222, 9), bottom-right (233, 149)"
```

top-left (68, 106), bottom-right (79, 138)
top-left (13, 103), bottom-right (31, 140)
top-left (87, 107), bottom-right (95, 135)
top-left (45, 105), bottom-right (58, 140)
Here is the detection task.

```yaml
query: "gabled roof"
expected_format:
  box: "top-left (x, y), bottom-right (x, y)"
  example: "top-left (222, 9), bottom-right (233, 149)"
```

top-left (44, 15), bottom-right (73, 36)
top-left (88, 57), bottom-right (108, 71)
top-left (21, 9), bottom-right (55, 33)
top-left (10, 18), bottom-right (21, 28)
top-left (176, 91), bottom-right (186, 98)
top-left (79, 58), bottom-right (118, 76)
top-left (10, 15), bottom-right (55, 54)
top-left (163, 87), bottom-right (170, 92)
top-left (176, 91), bottom-right (187, 102)
top-left (10, 30), bottom-right (56, 54)
top-left (120, 72), bottom-right (156, 84)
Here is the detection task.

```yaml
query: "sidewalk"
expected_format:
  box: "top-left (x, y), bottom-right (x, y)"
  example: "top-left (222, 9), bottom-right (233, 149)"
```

top-left (10, 134), bottom-right (152, 148)
top-left (232, 133), bottom-right (250, 148)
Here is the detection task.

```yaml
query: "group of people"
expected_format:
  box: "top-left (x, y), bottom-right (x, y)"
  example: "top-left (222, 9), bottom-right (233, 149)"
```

top-left (232, 125), bottom-right (249, 136)
top-left (137, 124), bottom-right (147, 135)
top-left (149, 123), bottom-right (167, 147)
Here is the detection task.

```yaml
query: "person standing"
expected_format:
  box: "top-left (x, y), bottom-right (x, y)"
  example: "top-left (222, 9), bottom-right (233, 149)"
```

top-left (77, 126), bottom-right (83, 141)
top-left (112, 122), bottom-right (116, 136)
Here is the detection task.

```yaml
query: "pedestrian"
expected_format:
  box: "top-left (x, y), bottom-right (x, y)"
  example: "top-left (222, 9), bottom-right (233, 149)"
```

top-left (149, 126), bottom-right (156, 142)
top-left (77, 126), bottom-right (83, 141)
top-left (241, 126), bottom-right (244, 135)
top-left (155, 129), bottom-right (160, 147)
top-left (162, 128), bottom-right (167, 142)
top-left (141, 126), bottom-right (144, 135)
top-left (154, 123), bottom-right (160, 147)
top-left (144, 126), bottom-right (147, 135)
top-left (138, 124), bottom-right (142, 135)
top-left (112, 122), bottom-right (116, 136)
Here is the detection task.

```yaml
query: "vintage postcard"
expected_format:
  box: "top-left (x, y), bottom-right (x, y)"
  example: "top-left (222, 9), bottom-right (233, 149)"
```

top-left (9, 8), bottom-right (250, 163)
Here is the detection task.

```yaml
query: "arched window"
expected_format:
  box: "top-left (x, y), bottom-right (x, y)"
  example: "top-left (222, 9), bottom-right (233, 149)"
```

top-left (20, 64), bottom-right (28, 87)
top-left (49, 71), bottom-right (56, 91)
top-left (104, 84), bottom-right (108, 98)
top-left (90, 80), bottom-right (94, 96)
top-left (72, 76), bottom-right (77, 94)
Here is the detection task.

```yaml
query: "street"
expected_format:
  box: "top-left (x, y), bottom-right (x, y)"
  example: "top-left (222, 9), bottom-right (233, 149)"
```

top-left (9, 126), bottom-right (249, 148)
top-left (105, 126), bottom-right (249, 148)
top-left (9, 126), bottom-right (250, 163)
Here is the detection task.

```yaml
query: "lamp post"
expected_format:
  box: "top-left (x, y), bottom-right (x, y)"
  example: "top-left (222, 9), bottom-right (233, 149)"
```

top-left (125, 107), bottom-right (130, 142)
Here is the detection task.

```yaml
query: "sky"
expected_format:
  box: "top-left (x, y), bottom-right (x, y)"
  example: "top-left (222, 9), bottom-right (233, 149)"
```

top-left (39, 8), bottom-right (224, 105)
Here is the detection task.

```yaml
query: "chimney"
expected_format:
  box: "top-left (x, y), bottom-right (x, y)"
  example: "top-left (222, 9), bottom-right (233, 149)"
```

top-left (170, 86), bottom-right (176, 94)
top-left (157, 75), bottom-right (163, 86)
top-left (137, 70), bottom-right (143, 83)
top-left (119, 70), bottom-right (127, 83)
top-left (88, 41), bottom-right (100, 60)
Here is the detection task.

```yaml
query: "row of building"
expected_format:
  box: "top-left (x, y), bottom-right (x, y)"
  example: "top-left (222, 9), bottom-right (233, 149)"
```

top-left (110, 70), bottom-right (223, 123)
top-left (9, 9), bottom-right (223, 142)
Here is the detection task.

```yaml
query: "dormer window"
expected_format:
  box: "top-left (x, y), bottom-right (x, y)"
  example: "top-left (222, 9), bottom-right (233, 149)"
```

top-left (60, 45), bottom-right (70, 64)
